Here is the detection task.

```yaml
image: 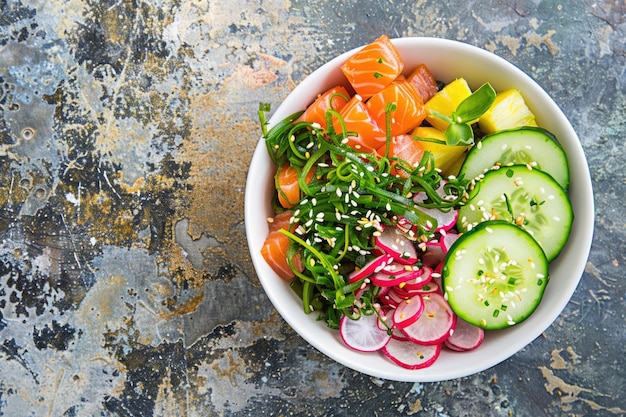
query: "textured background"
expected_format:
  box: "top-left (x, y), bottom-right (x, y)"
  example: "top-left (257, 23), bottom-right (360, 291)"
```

top-left (0, 0), bottom-right (624, 416)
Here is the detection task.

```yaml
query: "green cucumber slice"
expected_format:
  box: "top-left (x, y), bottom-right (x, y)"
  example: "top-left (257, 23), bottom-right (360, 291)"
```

top-left (459, 127), bottom-right (570, 189)
top-left (442, 221), bottom-right (549, 330)
top-left (457, 164), bottom-right (573, 261)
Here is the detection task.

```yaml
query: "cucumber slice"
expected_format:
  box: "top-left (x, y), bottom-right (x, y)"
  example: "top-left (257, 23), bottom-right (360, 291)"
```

top-left (442, 221), bottom-right (549, 330)
top-left (459, 127), bottom-right (570, 189)
top-left (457, 165), bottom-right (573, 261)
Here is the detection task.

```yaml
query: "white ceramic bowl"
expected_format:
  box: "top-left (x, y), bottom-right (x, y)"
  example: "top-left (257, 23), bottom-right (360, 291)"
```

top-left (245, 37), bottom-right (594, 382)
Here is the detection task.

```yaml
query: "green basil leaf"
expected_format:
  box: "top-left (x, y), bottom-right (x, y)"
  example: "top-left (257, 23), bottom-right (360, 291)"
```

top-left (454, 82), bottom-right (496, 123)
top-left (445, 122), bottom-right (475, 146)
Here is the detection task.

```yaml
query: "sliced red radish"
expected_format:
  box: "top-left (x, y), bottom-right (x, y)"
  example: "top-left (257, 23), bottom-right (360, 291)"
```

top-left (409, 281), bottom-right (439, 294)
top-left (377, 307), bottom-right (392, 331)
top-left (444, 318), bottom-right (485, 352)
top-left (392, 295), bottom-right (424, 329)
top-left (441, 230), bottom-right (459, 252)
top-left (348, 253), bottom-right (392, 283)
top-left (401, 292), bottom-right (456, 345)
top-left (370, 265), bottom-right (422, 287)
top-left (375, 226), bottom-right (418, 264)
top-left (402, 266), bottom-right (433, 290)
top-left (421, 239), bottom-right (446, 268)
top-left (382, 338), bottom-right (441, 369)
top-left (384, 287), bottom-right (409, 305)
top-left (381, 261), bottom-right (408, 276)
top-left (339, 313), bottom-right (391, 352)
top-left (413, 182), bottom-right (459, 232)
top-left (431, 262), bottom-right (443, 289)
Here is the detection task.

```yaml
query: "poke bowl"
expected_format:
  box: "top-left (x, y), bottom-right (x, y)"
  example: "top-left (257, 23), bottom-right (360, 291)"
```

top-left (244, 37), bottom-right (594, 382)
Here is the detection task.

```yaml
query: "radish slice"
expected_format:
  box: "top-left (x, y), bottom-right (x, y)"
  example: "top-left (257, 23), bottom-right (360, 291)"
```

top-left (348, 254), bottom-right (392, 283)
top-left (444, 318), bottom-right (485, 352)
top-left (401, 292), bottom-right (456, 345)
top-left (441, 230), bottom-right (459, 252)
top-left (410, 281), bottom-right (440, 294)
top-left (384, 288), bottom-right (409, 305)
top-left (402, 266), bottom-right (433, 290)
top-left (381, 261), bottom-right (408, 276)
top-left (370, 265), bottom-right (422, 287)
top-left (413, 182), bottom-right (459, 232)
top-left (382, 338), bottom-right (441, 369)
top-left (340, 313), bottom-right (391, 352)
top-left (421, 239), bottom-right (446, 267)
top-left (375, 227), bottom-right (418, 264)
top-left (393, 296), bottom-right (424, 329)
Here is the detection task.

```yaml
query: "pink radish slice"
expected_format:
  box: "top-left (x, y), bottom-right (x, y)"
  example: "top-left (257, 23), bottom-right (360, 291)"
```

top-left (340, 313), bottom-right (391, 352)
top-left (441, 230), bottom-right (459, 252)
top-left (401, 292), bottom-right (457, 345)
top-left (412, 182), bottom-right (459, 232)
top-left (370, 266), bottom-right (423, 287)
top-left (420, 231), bottom-right (458, 268)
top-left (410, 281), bottom-right (440, 294)
top-left (402, 266), bottom-right (433, 290)
top-left (384, 288), bottom-right (408, 305)
top-left (444, 318), bottom-right (485, 352)
top-left (421, 240), bottom-right (446, 268)
top-left (379, 294), bottom-right (399, 308)
top-left (431, 262), bottom-right (443, 288)
top-left (348, 254), bottom-right (392, 283)
top-left (381, 261), bottom-right (408, 275)
top-left (377, 309), bottom-right (392, 331)
top-left (377, 313), bottom-right (408, 341)
top-left (375, 227), bottom-right (418, 265)
top-left (393, 296), bottom-right (424, 329)
top-left (382, 338), bottom-right (441, 369)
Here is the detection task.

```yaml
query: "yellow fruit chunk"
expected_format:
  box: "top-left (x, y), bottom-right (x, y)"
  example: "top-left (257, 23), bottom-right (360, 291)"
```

top-left (424, 78), bottom-right (473, 131)
top-left (411, 126), bottom-right (469, 176)
top-left (478, 89), bottom-right (537, 134)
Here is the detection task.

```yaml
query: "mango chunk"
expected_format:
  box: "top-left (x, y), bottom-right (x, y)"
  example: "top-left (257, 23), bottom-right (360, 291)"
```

top-left (424, 78), bottom-right (473, 131)
top-left (478, 89), bottom-right (537, 134)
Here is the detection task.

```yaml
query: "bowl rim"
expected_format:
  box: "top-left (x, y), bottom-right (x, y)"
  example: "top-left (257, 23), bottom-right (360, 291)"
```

top-left (245, 37), bottom-right (595, 382)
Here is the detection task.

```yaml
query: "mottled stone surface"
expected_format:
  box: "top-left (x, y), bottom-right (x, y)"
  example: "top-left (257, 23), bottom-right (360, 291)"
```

top-left (0, 0), bottom-right (624, 416)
